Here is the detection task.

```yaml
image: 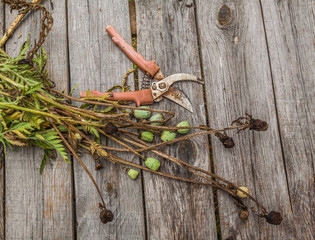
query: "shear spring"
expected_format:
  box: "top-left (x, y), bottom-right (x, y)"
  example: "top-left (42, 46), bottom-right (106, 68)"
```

top-left (141, 73), bottom-right (153, 89)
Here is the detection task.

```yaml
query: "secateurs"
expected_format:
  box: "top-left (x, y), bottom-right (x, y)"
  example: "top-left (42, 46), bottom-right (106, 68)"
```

top-left (80, 25), bottom-right (203, 112)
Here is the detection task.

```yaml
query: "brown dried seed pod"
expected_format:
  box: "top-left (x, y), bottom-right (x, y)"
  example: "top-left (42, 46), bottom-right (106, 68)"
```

top-left (215, 132), bottom-right (235, 148)
top-left (239, 209), bottom-right (249, 221)
top-left (93, 154), bottom-right (104, 170)
top-left (100, 209), bottom-right (114, 224)
top-left (250, 119), bottom-right (269, 131)
top-left (265, 211), bottom-right (282, 225)
top-left (95, 159), bottom-right (104, 170)
top-left (104, 123), bottom-right (118, 135)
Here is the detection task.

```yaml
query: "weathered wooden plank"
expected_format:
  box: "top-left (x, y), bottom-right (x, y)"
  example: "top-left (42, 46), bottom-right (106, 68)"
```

top-left (41, 0), bottom-right (73, 238)
top-left (136, 1), bottom-right (217, 239)
top-left (260, 1), bottom-right (315, 239)
top-left (0, 4), bottom-right (4, 239)
top-left (195, 0), bottom-right (297, 239)
top-left (4, 1), bottom-right (73, 239)
top-left (5, 8), bottom-right (44, 239)
top-left (67, 1), bottom-right (145, 239)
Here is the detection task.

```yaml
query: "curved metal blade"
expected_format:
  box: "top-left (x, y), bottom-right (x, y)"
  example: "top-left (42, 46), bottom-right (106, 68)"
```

top-left (162, 86), bottom-right (193, 112)
top-left (163, 73), bottom-right (204, 86)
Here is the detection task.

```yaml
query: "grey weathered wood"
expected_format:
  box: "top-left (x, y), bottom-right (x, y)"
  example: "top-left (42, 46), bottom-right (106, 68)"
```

top-left (0, 4), bottom-right (4, 239)
top-left (4, 1), bottom-right (73, 239)
top-left (5, 8), bottom-right (44, 240)
top-left (0, 0), bottom-right (313, 238)
top-left (195, 0), bottom-right (297, 239)
top-left (136, 1), bottom-right (217, 239)
top-left (260, 1), bottom-right (315, 239)
top-left (41, 0), bottom-right (73, 238)
top-left (67, 1), bottom-right (145, 239)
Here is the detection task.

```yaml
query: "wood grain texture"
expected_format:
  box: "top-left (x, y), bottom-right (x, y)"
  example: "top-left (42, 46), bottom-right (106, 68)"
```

top-left (0, 4), bottom-right (4, 239)
top-left (67, 1), bottom-right (145, 239)
top-left (195, 0), bottom-right (296, 239)
top-left (260, 1), bottom-right (315, 239)
top-left (4, 1), bottom-right (73, 239)
top-left (136, 0), bottom-right (217, 239)
top-left (5, 7), bottom-right (45, 240)
top-left (41, 0), bottom-right (73, 239)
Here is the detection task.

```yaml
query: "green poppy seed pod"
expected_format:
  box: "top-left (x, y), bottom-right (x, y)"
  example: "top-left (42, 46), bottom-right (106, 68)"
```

top-left (236, 186), bottom-right (250, 198)
top-left (149, 113), bottom-right (164, 126)
top-left (133, 106), bottom-right (151, 119)
top-left (161, 130), bottom-right (176, 142)
top-left (145, 157), bottom-right (161, 171)
top-left (127, 169), bottom-right (139, 180)
top-left (141, 131), bottom-right (154, 142)
top-left (177, 121), bottom-right (190, 134)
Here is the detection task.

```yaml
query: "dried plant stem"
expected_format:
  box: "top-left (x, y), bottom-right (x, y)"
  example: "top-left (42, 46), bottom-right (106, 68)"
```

top-left (132, 125), bottom-right (250, 152)
top-left (119, 129), bottom-right (139, 136)
top-left (0, 0), bottom-right (43, 48)
top-left (120, 133), bottom-right (267, 213)
top-left (51, 122), bottom-right (106, 208)
top-left (0, 102), bottom-right (64, 120)
top-left (97, 128), bottom-right (143, 159)
top-left (109, 154), bottom-right (212, 186)
top-left (38, 94), bottom-right (101, 120)
top-left (0, 48), bottom-right (8, 56)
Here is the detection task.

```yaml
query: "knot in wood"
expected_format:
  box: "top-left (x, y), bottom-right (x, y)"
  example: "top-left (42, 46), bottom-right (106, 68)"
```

top-left (106, 183), bottom-right (114, 192)
top-left (218, 5), bottom-right (231, 26)
top-left (185, 0), bottom-right (193, 7)
top-left (177, 139), bottom-right (197, 162)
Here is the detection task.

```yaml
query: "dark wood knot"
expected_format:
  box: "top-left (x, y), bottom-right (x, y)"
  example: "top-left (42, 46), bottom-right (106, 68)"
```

top-left (106, 183), bottom-right (114, 192)
top-left (177, 139), bottom-right (197, 162)
top-left (218, 5), bottom-right (231, 26)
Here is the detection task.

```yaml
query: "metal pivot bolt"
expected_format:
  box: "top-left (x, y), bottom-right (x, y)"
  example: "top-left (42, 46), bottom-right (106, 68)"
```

top-left (158, 82), bottom-right (167, 89)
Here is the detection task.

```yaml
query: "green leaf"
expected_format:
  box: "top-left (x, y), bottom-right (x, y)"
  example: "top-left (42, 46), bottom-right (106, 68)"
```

top-left (100, 94), bottom-right (110, 100)
top-left (79, 103), bottom-right (92, 109)
top-left (10, 122), bottom-right (34, 134)
top-left (25, 84), bottom-right (43, 95)
top-left (33, 95), bottom-right (41, 110)
top-left (40, 149), bottom-right (52, 175)
top-left (18, 38), bottom-right (30, 58)
top-left (70, 84), bottom-right (79, 96)
top-left (84, 125), bottom-right (99, 138)
top-left (40, 154), bottom-right (47, 175)
top-left (29, 131), bottom-right (69, 162)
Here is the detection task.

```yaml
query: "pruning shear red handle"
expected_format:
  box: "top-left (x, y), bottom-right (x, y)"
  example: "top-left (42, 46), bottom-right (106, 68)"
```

top-left (106, 25), bottom-right (162, 79)
top-left (79, 89), bottom-right (153, 106)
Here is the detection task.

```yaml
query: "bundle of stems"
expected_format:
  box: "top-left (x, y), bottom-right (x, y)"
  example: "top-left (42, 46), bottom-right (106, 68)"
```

top-left (0, 39), bottom-right (282, 225)
top-left (0, 0), bottom-right (282, 226)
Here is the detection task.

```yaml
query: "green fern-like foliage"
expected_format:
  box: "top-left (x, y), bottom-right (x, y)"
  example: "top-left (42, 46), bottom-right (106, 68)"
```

top-left (0, 39), bottom-right (70, 173)
top-left (0, 38), bottom-right (128, 174)
top-left (30, 131), bottom-right (69, 162)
